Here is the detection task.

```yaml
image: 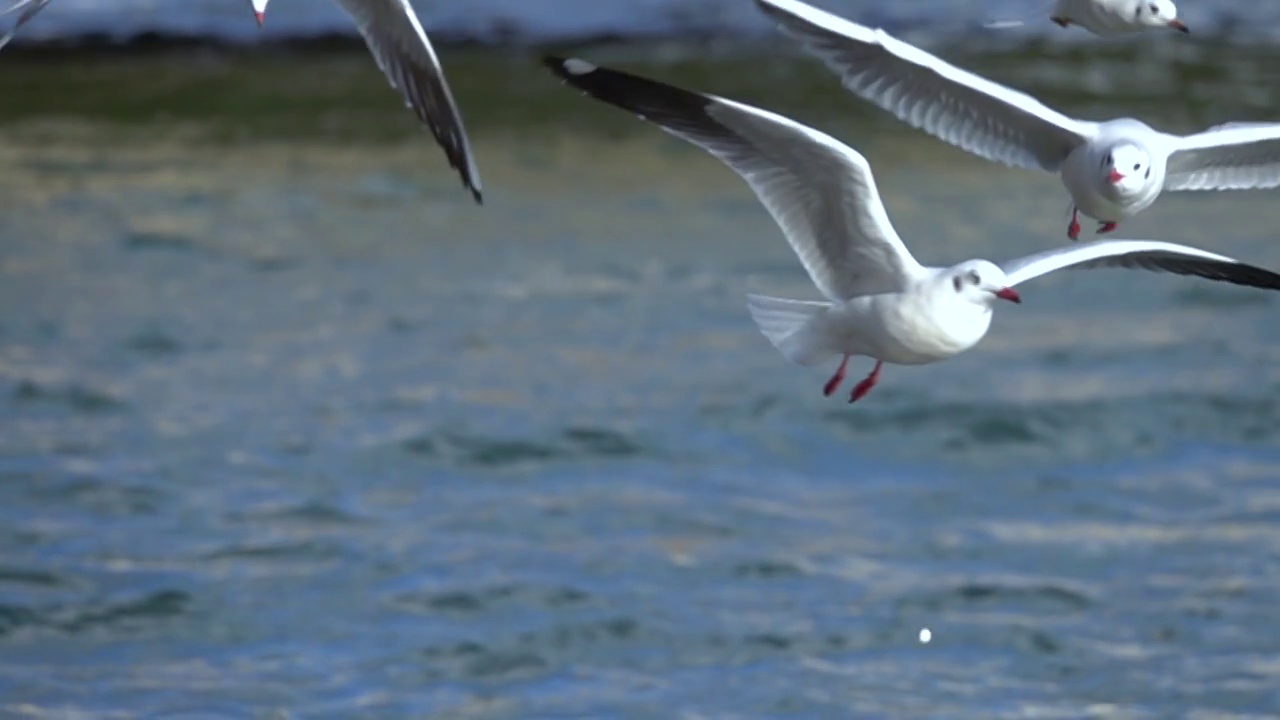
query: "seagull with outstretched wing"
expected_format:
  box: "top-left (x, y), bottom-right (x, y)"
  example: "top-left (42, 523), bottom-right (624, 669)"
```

top-left (545, 55), bottom-right (1280, 403)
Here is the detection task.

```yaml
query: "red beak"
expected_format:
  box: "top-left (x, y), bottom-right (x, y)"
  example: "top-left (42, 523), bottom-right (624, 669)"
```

top-left (254, 10), bottom-right (265, 26)
top-left (1107, 169), bottom-right (1125, 184)
top-left (995, 287), bottom-right (1021, 304)
top-left (1168, 19), bottom-right (1189, 33)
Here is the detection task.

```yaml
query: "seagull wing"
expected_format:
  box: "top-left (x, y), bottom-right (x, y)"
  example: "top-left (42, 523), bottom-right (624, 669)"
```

top-left (754, 0), bottom-right (1095, 172)
top-left (1164, 121), bottom-right (1280, 192)
top-left (545, 56), bottom-right (926, 301)
top-left (333, 0), bottom-right (482, 203)
top-left (0, 0), bottom-right (52, 51)
top-left (1001, 239), bottom-right (1280, 290)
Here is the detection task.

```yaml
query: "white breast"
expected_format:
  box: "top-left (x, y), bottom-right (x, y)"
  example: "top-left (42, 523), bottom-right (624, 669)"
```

top-left (1054, 0), bottom-right (1140, 35)
top-left (828, 290), bottom-right (992, 366)
top-left (1060, 143), bottom-right (1166, 222)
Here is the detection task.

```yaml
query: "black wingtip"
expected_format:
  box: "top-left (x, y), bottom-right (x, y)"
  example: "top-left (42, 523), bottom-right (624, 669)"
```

top-left (539, 53), bottom-right (725, 142)
top-left (449, 167), bottom-right (482, 205)
top-left (543, 55), bottom-right (566, 73)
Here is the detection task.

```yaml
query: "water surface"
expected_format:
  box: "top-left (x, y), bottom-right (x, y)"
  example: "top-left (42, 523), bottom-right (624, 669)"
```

top-left (1, 48), bottom-right (1279, 718)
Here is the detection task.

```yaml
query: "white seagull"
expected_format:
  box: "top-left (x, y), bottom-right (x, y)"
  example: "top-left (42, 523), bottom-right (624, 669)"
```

top-left (0, 0), bottom-right (51, 51)
top-left (250, 0), bottom-right (482, 203)
top-left (1049, 0), bottom-right (1188, 35)
top-left (754, 0), bottom-right (1280, 241)
top-left (987, 0), bottom-right (1189, 36)
top-left (544, 55), bottom-right (1280, 403)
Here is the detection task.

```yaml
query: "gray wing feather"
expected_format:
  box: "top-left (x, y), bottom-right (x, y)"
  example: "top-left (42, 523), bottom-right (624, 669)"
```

top-left (0, 0), bottom-right (51, 51)
top-left (754, 0), bottom-right (1094, 173)
top-left (334, 0), bottom-right (482, 203)
top-left (1165, 123), bottom-right (1280, 192)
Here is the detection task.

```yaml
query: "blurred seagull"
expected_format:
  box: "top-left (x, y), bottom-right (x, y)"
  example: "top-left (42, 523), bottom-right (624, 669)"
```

top-left (985, 0), bottom-right (1189, 35)
top-left (0, 0), bottom-right (51, 51)
top-left (1050, 0), bottom-right (1188, 35)
top-left (755, 0), bottom-right (1280, 241)
top-left (544, 56), bottom-right (1280, 403)
top-left (250, 0), bottom-right (482, 203)
top-left (249, 0), bottom-right (267, 26)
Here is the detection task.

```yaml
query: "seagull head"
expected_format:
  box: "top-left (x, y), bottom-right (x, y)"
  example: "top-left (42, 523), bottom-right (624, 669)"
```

top-left (1133, 0), bottom-right (1187, 32)
top-left (1099, 143), bottom-right (1153, 196)
top-left (948, 260), bottom-right (1020, 307)
top-left (249, 0), bottom-right (269, 26)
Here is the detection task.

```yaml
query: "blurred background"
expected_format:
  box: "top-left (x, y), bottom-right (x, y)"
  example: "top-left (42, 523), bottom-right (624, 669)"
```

top-left (2, 1), bottom-right (1280, 717)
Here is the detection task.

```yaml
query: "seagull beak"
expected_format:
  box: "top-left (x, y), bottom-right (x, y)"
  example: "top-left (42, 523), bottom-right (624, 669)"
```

top-left (254, 10), bottom-right (265, 26)
top-left (1168, 19), bottom-right (1189, 33)
top-left (994, 287), bottom-right (1021, 304)
top-left (1107, 169), bottom-right (1126, 184)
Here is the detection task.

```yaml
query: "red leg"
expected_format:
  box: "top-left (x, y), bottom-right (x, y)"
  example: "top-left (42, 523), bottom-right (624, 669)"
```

top-left (1096, 221), bottom-right (1118, 234)
top-left (1067, 207), bottom-right (1081, 241)
top-left (823, 354), bottom-right (850, 397)
top-left (849, 360), bottom-right (884, 404)
top-left (1050, 16), bottom-right (1070, 28)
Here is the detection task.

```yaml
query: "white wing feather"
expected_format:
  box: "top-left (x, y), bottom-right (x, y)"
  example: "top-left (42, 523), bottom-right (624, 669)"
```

top-left (548, 57), bottom-right (925, 300)
top-left (1001, 239), bottom-right (1280, 290)
top-left (754, 0), bottom-right (1095, 172)
top-left (0, 0), bottom-right (51, 51)
top-left (1164, 122), bottom-right (1280, 192)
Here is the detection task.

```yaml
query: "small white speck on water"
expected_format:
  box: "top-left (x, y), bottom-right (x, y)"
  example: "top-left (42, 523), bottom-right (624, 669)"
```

top-left (919, 628), bottom-right (932, 644)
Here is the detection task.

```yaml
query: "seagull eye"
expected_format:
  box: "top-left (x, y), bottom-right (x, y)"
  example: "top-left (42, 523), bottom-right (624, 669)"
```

top-left (952, 275), bottom-right (964, 292)
top-left (1144, 167), bottom-right (1151, 179)
top-left (968, 271), bottom-right (981, 285)
top-left (1148, 3), bottom-right (1159, 13)
top-left (1132, 163), bottom-right (1140, 171)
top-left (1103, 154), bottom-right (1112, 166)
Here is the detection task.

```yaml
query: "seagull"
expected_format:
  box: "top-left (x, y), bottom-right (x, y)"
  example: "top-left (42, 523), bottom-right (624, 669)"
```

top-left (1049, 0), bottom-right (1188, 35)
top-left (250, 0), bottom-right (482, 203)
top-left (986, 0), bottom-right (1189, 35)
top-left (0, 0), bottom-right (51, 51)
top-left (754, 0), bottom-right (1280, 242)
top-left (543, 55), bottom-right (1280, 403)
top-left (249, 0), bottom-right (267, 26)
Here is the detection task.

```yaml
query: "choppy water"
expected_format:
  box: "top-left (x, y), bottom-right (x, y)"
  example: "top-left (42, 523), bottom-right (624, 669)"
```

top-left (2, 48), bottom-right (1280, 718)
top-left (3, 0), bottom-right (1275, 44)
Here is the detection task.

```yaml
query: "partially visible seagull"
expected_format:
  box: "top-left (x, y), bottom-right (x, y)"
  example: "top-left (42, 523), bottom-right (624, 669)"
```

top-left (755, 0), bottom-right (1280, 241)
top-left (544, 55), bottom-right (1280, 403)
top-left (985, 0), bottom-right (1189, 35)
top-left (251, 0), bottom-right (482, 203)
top-left (0, 0), bottom-right (51, 51)
top-left (1049, 0), bottom-right (1188, 35)
top-left (249, 0), bottom-right (267, 27)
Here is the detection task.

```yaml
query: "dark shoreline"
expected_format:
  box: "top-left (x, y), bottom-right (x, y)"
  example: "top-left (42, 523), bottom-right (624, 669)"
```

top-left (0, 28), bottom-right (737, 56)
top-left (0, 30), bottom-right (1274, 143)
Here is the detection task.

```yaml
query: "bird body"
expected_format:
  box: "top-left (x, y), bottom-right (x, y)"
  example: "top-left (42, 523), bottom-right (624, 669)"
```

top-left (1050, 0), bottom-right (1188, 35)
top-left (1059, 121), bottom-right (1167, 222)
top-left (768, 269), bottom-right (998, 366)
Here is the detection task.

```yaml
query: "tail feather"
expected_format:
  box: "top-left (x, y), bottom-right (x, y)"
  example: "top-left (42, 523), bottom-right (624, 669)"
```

top-left (745, 294), bottom-right (835, 367)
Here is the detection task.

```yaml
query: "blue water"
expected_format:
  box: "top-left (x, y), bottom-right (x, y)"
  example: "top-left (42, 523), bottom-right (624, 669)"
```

top-left (5, 0), bottom-right (1274, 44)
top-left (1, 110), bottom-right (1279, 715)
